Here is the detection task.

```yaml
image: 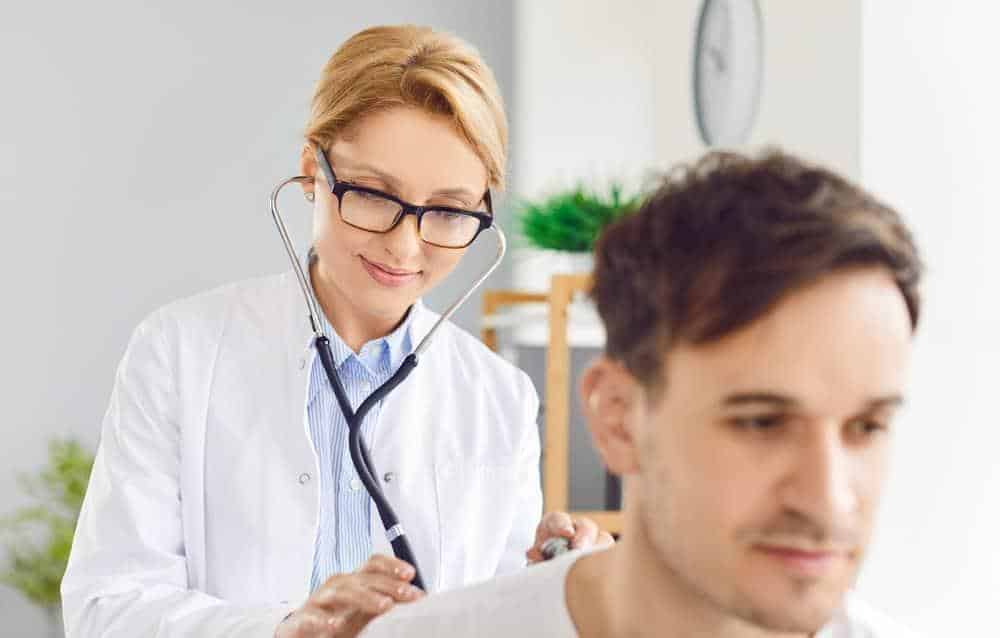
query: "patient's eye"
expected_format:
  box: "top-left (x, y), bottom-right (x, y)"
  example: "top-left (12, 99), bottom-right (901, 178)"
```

top-left (845, 418), bottom-right (889, 443)
top-left (730, 414), bottom-right (787, 432)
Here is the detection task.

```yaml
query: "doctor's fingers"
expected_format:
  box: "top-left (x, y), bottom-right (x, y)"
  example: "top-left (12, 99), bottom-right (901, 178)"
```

top-left (570, 516), bottom-right (602, 549)
top-left (358, 554), bottom-right (417, 582)
top-left (527, 512), bottom-right (576, 563)
top-left (537, 511), bottom-right (576, 544)
top-left (312, 577), bottom-right (421, 615)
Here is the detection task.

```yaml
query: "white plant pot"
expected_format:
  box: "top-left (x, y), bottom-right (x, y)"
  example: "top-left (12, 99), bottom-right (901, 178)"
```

top-left (511, 248), bottom-right (594, 293)
top-left (502, 248), bottom-right (606, 348)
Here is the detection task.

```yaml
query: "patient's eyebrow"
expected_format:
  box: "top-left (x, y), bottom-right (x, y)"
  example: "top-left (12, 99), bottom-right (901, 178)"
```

top-left (721, 392), bottom-right (905, 410)
top-left (722, 392), bottom-right (797, 408)
top-left (859, 395), bottom-right (905, 410)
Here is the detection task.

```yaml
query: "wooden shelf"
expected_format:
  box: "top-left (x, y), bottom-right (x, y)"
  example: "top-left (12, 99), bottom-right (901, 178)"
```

top-left (482, 274), bottom-right (623, 537)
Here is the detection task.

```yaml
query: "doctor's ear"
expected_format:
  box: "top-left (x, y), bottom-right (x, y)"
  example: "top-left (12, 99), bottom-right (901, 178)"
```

top-left (299, 143), bottom-right (317, 200)
top-left (580, 357), bottom-right (642, 476)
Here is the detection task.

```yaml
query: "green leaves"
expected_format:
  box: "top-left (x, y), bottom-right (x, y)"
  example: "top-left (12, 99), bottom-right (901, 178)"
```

top-left (516, 183), bottom-right (642, 253)
top-left (1, 438), bottom-right (94, 609)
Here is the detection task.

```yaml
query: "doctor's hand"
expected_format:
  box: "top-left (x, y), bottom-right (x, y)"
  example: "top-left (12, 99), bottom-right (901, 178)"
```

top-left (526, 511), bottom-right (615, 564)
top-left (275, 555), bottom-right (424, 638)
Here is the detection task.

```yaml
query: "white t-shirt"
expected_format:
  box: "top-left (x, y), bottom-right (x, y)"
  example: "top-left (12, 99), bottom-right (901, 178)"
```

top-left (361, 550), bottom-right (920, 638)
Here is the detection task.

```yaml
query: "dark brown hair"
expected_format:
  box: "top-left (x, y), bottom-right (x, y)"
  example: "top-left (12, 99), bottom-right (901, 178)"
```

top-left (591, 149), bottom-right (923, 388)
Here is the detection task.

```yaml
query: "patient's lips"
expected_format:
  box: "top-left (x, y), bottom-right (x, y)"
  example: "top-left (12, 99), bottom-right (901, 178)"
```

top-left (753, 543), bottom-right (848, 579)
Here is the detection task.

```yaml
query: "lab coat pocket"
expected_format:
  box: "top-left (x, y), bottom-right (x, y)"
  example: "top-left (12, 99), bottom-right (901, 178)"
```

top-left (434, 459), bottom-right (518, 591)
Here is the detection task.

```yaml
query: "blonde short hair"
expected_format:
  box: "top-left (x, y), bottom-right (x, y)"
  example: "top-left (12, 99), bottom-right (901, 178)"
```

top-left (305, 25), bottom-right (508, 190)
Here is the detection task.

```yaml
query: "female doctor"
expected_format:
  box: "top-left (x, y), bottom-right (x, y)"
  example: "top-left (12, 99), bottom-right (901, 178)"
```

top-left (61, 24), bottom-right (611, 638)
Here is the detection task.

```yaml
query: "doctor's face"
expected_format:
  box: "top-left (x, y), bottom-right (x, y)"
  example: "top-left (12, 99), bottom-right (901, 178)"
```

top-left (628, 268), bottom-right (912, 634)
top-left (301, 106), bottom-right (490, 324)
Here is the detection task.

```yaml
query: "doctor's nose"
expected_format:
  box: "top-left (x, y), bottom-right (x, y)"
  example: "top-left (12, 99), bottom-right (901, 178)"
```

top-left (383, 214), bottom-right (423, 261)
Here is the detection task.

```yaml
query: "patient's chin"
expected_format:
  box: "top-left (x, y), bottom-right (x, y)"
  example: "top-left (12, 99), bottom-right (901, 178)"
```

top-left (721, 549), bottom-right (856, 633)
top-left (740, 606), bottom-right (830, 635)
top-left (730, 587), bottom-right (841, 635)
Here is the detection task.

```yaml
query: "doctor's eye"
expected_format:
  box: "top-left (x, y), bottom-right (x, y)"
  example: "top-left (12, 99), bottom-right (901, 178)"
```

top-left (354, 189), bottom-right (387, 202)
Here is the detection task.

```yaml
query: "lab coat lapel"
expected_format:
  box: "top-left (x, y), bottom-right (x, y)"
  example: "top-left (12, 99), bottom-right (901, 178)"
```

top-left (278, 272), bottom-right (322, 599)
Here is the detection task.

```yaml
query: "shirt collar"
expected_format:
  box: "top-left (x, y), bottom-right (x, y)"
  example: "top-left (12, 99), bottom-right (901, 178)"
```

top-left (314, 303), bottom-right (415, 371)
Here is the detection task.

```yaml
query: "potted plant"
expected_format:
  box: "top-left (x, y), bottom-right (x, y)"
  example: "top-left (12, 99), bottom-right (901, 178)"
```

top-left (508, 183), bottom-right (641, 346)
top-left (1, 438), bottom-right (94, 638)
top-left (516, 183), bottom-right (641, 257)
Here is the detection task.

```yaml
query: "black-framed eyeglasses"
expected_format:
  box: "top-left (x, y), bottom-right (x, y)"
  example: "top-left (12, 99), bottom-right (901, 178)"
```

top-left (313, 145), bottom-right (493, 249)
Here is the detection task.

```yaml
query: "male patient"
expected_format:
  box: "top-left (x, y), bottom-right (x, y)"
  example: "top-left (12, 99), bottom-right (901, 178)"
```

top-left (362, 150), bottom-right (923, 637)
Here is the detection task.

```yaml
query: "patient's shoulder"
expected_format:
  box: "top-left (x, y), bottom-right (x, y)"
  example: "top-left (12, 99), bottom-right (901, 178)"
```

top-left (361, 551), bottom-right (583, 638)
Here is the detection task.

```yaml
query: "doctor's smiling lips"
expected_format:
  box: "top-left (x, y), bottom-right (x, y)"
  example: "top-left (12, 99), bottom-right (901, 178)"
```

top-left (360, 255), bottom-right (421, 288)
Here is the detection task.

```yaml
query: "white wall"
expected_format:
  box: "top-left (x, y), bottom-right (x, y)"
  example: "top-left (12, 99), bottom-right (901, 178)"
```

top-left (513, 0), bottom-right (860, 200)
top-left (513, 0), bottom-right (659, 198)
top-left (856, 3), bottom-right (1000, 634)
top-left (509, 0), bottom-right (860, 341)
top-left (648, 0), bottom-right (860, 177)
top-left (0, 2), bottom-right (514, 634)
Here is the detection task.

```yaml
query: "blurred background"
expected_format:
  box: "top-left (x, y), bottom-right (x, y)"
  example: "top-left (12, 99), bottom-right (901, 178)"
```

top-left (1, 1), bottom-right (997, 635)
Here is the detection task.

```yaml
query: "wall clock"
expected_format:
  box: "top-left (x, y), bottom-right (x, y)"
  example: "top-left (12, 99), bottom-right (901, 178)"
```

top-left (693, 0), bottom-right (764, 146)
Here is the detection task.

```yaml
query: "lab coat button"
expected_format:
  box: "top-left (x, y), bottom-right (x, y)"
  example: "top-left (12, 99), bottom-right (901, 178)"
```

top-left (298, 473), bottom-right (311, 484)
top-left (349, 478), bottom-right (362, 491)
top-left (383, 472), bottom-right (395, 483)
top-left (299, 358), bottom-right (307, 370)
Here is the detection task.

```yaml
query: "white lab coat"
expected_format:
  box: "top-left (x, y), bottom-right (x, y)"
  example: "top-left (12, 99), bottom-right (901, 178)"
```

top-left (61, 271), bottom-right (542, 637)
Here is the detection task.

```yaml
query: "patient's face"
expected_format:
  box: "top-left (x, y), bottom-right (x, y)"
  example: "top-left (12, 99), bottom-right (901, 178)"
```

top-left (634, 268), bottom-right (912, 633)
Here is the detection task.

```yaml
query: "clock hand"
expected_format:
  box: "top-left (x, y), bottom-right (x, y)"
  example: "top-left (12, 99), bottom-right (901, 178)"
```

top-left (709, 47), bottom-right (727, 73)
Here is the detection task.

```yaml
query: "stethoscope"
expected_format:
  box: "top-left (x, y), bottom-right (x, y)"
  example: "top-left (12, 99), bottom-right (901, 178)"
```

top-left (268, 160), bottom-right (507, 592)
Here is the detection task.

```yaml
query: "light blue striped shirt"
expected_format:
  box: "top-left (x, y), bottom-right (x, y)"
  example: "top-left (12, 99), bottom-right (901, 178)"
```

top-left (305, 275), bottom-right (414, 592)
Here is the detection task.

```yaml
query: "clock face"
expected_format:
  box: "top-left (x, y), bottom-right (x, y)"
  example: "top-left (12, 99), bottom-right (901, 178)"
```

top-left (693, 0), bottom-right (764, 147)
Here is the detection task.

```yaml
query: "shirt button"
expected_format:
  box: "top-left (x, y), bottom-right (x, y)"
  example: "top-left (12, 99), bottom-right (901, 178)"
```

top-left (383, 472), bottom-right (395, 484)
top-left (298, 473), bottom-right (311, 484)
top-left (360, 382), bottom-right (372, 394)
top-left (349, 478), bottom-right (362, 491)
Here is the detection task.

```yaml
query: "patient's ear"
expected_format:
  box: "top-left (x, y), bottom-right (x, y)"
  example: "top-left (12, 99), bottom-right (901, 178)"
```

top-left (580, 357), bottom-right (641, 476)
